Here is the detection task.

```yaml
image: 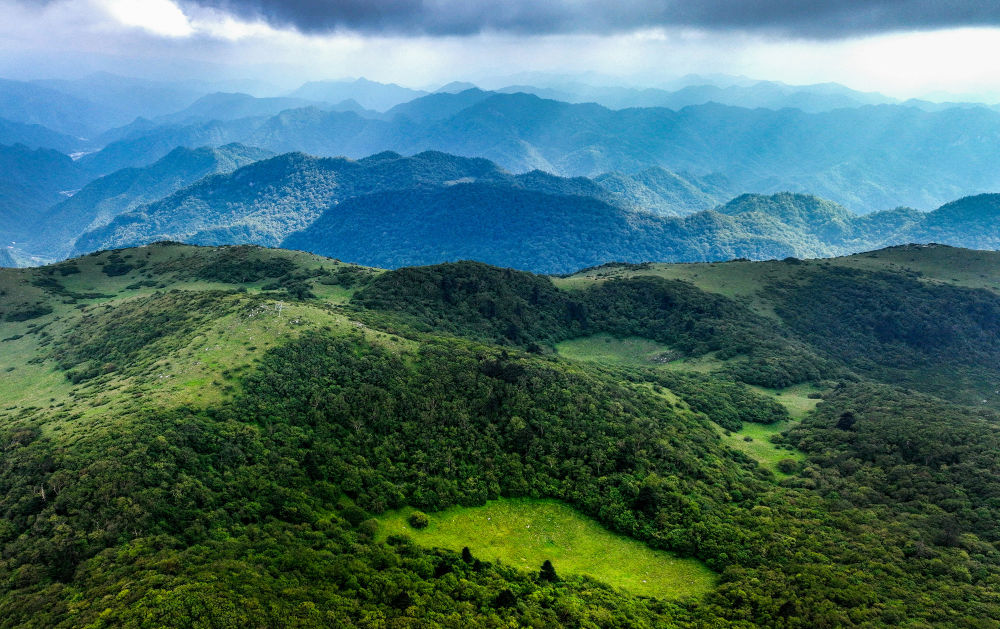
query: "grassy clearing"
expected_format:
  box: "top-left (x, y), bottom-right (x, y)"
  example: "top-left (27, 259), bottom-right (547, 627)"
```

top-left (714, 384), bottom-right (819, 477)
top-left (751, 382), bottom-right (823, 420)
top-left (377, 498), bottom-right (716, 600)
top-left (554, 334), bottom-right (819, 479)
top-left (716, 421), bottom-right (804, 478)
top-left (555, 333), bottom-right (732, 374)
top-left (555, 334), bottom-right (675, 366)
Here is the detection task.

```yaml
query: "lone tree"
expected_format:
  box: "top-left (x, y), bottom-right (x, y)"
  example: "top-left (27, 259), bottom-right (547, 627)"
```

top-left (539, 559), bottom-right (558, 582)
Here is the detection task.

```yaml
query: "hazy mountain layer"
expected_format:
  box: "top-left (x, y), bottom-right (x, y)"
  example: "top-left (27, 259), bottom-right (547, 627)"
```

top-left (0, 117), bottom-right (83, 153)
top-left (0, 144), bottom-right (88, 245)
top-left (68, 148), bottom-right (1000, 273)
top-left (77, 91), bottom-right (1000, 211)
top-left (32, 144), bottom-right (273, 259)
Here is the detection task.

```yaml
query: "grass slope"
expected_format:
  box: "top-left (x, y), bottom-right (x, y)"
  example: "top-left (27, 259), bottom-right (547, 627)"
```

top-left (716, 421), bottom-right (805, 478)
top-left (377, 498), bottom-right (716, 600)
top-left (0, 243), bottom-right (384, 437)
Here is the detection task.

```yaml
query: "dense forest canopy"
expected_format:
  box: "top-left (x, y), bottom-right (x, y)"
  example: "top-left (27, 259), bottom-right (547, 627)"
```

top-left (0, 243), bottom-right (999, 626)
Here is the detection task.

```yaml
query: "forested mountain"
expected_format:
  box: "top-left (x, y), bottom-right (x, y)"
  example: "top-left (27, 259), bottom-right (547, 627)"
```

top-left (2, 243), bottom-right (1000, 626)
top-left (283, 185), bottom-right (873, 272)
top-left (65, 147), bottom-right (1000, 273)
top-left (594, 166), bottom-right (732, 216)
top-left (909, 194), bottom-right (1000, 249)
top-left (384, 88), bottom-right (495, 122)
top-left (76, 116), bottom-right (266, 176)
top-left (0, 117), bottom-right (83, 153)
top-left (0, 144), bottom-right (88, 245)
top-left (73, 91), bottom-right (1000, 211)
top-left (282, 183), bottom-right (680, 272)
top-left (32, 144), bottom-right (272, 259)
top-left (71, 150), bottom-right (511, 255)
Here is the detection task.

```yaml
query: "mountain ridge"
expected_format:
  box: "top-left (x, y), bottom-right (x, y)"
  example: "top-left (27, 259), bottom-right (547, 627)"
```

top-left (65, 149), bottom-right (1000, 273)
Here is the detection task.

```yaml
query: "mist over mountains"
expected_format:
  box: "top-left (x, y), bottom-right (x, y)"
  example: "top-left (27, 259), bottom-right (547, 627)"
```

top-left (4, 71), bottom-right (1000, 270)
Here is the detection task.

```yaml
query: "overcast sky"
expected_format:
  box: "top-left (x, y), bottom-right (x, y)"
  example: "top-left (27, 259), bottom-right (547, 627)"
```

top-left (4, 0), bottom-right (1000, 100)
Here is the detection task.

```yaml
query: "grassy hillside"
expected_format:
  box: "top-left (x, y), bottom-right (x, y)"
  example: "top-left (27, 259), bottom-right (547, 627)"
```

top-left (557, 245), bottom-right (1000, 406)
top-left (2, 243), bottom-right (1000, 627)
top-left (377, 498), bottom-right (717, 599)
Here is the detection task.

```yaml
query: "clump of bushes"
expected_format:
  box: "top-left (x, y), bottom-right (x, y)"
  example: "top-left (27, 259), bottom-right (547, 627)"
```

top-left (408, 511), bottom-right (430, 529)
top-left (777, 458), bottom-right (800, 474)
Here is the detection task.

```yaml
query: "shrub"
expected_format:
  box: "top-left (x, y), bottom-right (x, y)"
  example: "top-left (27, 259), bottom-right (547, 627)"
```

top-left (408, 511), bottom-right (430, 529)
top-left (777, 458), bottom-right (799, 474)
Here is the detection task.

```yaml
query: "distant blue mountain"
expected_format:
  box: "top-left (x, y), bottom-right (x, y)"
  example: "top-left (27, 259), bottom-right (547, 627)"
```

top-left (66, 149), bottom-right (1000, 274)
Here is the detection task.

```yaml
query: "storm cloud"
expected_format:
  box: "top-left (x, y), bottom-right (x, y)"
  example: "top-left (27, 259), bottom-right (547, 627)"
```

top-left (184, 0), bottom-right (1000, 38)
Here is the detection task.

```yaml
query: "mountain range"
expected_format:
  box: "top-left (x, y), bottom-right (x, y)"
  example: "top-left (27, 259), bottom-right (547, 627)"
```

top-left (33, 143), bottom-right (272, 259)
top-left (49, 148), bottom-right (1000, 274)
top-left (5, 64), bottom-right (1000, 628)
top-left (65, 90), bottom-right (1000, 212)
top-left (5, 73), bottom-right (1000, 273)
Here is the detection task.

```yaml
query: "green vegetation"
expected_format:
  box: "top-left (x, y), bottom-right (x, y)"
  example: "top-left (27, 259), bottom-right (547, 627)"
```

top-left (355, 261), bottom-right (834, 388)
top-left (56, 142), bottom-right (1000, 276)
top-left (2, 243), bottom-right (1000, 627)
top-left (716, 420), bottom-right (805, 477)
top-left (555, 334), bottom-right (677, 366)
top-left (377, 499), bottom-right (717, 600)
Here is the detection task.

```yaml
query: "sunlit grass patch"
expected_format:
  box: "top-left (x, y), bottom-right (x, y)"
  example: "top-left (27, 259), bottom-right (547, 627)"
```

top-left (555, 333), bottom-right (733, 374)
top-left (377, 497), bottom-right (716, 600)
top-left (750, 382), bottom-right (823, 419)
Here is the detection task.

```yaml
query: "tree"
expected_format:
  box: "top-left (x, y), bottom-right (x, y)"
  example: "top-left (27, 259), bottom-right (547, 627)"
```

top-left (493, 589), bottom-right (517, 608)
top-left (539, 559), bottom-right (558, 582)
top-left (777, 458), bottom-right (799, 474)
top-left (461, 547), bottom-right (474, 564)
top-left (407, 511), bottom-right (429, 529)
top-left (836, 411), bottom-right (857, 431)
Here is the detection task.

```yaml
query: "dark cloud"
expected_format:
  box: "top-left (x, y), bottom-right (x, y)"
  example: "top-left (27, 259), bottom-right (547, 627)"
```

top-left (183, 0), bottom-right (1000, 38)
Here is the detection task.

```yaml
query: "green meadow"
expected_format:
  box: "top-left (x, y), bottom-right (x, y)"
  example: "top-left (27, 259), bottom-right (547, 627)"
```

top-left (714, 383), bottom-right (816, 476)
top-left (555, 333), bottom-right (728, 372)
top-left (716, 420), bottom-right (805, 477)
top-left (377, 498), bottom-right (716, 600)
